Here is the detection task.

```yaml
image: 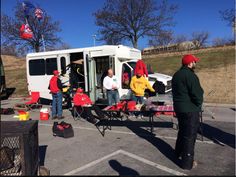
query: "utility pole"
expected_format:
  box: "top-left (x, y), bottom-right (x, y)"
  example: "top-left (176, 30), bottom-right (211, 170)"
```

top-left (92, 34), bottom-right (96, 46)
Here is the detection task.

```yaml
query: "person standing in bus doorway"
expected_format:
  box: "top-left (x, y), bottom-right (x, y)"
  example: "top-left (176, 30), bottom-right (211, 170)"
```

top-left (103, 68), bottom-right (120, 106)
top-left (49, 70), bottom-right (64, 120)
top-left (172, 54), bottom-right (204, 170)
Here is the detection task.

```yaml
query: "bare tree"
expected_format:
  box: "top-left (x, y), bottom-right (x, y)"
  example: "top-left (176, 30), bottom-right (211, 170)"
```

top-left (220, 8), bottom-right (235, 27)
top-left (212, 37), bottom-right (228, 47)
top-left (1, 2), bottom-right (62, 53)
top-left (94, 0), bottom-right (177, 48)
top-left (47, 42), bottom-right (71, 51)
top-left (191, 31), bottom-right (209, 48)
top-left (174, 34), bottom-right (188, 44)
top-left (148, 30), bottom-right (173, 46)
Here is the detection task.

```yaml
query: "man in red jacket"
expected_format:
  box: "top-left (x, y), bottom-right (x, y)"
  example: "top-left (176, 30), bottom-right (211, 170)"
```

top-left (49, 70), bottom-right (64, 120)
top-left (73, 88), bottom-right (108, 124)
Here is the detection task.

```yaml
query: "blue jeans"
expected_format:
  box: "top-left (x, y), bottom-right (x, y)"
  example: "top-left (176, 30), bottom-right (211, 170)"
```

top-left (107, 90), bottom-right (120, 106)
top-left (52, 92), bottom-right (63, 117)
top-left (132, 95), bottom-right (144, 104)
top-left (132, 95), bottom-right (144, 116)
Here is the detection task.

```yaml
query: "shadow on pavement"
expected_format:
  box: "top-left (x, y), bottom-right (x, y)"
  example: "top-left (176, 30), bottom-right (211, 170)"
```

top-left (230, 108), bottom-right (235, 111)
top-left (126, 124), bottom-right (181, 168)
top-left (39, 145), bottom-right (48, 166)
top-left (109, 159), bottom-right (140, 176)
top-left (96, 119), bottom-right (173, 129)
top-left (199, 123), bottom-right (235, 149)
top-left (1, 87), bottom-right (16, 100)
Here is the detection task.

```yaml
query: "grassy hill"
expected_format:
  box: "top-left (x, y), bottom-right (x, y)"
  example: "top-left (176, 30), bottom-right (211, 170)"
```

top-left (1, 55), bottom-right (28, 97)
top-left (1, 45), bottom-right (235, 103)
top-left (143, 46), bottom-right (235, 104)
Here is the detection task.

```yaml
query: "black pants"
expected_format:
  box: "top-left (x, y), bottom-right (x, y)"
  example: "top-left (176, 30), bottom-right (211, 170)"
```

top-left (76, 105), bottom-right (105, 120)
top-left (175, 112), bottom-right (200, 170)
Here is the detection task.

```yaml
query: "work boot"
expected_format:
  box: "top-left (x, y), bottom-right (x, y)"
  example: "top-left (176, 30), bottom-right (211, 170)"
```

top-left (57, 116), bottom-right (64, 120)
top-left (181, 153), bottom-right (194, 170)
top-left (52, 116), bottom-right (57, 120)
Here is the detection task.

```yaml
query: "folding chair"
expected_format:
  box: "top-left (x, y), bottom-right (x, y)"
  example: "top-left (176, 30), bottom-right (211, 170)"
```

top-left (72, 104), bottom-right (85, 121)
top-left (14, 91), bottom-right (42, 111)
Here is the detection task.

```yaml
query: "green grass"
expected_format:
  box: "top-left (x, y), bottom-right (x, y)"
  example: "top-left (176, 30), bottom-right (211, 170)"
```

top-left (143, 48), bottom-right (235, 76)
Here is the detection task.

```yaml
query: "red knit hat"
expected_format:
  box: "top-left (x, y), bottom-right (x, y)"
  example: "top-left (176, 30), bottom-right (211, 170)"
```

top-left (76, 88), bottom-right (84, 93)
top-left (136, 69), bottom-right (143, 75)
top-left (53, 70), bottom-right (59, 75)
top-left (182, 54), bottom-right (200, 65)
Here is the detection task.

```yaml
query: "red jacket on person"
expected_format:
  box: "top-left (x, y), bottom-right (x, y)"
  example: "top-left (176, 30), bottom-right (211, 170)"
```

top-left (73, 93), bottom-right (93, 106)
top-left (49, 76), bottom-right (62, 94)
top-left (134, 60), bottom-right (148, 77)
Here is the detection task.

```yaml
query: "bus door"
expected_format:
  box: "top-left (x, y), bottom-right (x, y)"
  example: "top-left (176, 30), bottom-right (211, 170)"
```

top-left (109, 56), bottom-right (115, 73)
top-left (84, 52), bottom-right (97, 102)
top-left (58, 54), bottom-right (70, 86)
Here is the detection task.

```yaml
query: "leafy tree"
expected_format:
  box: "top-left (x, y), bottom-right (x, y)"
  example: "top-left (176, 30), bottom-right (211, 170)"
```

top-left (1, 2), bottom-right (62, 53)
top-left (94, 0), bottom-right (177, 48)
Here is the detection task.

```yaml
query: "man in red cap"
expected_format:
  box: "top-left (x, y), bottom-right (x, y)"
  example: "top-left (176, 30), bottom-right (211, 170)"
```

top-left (49, 70), bottom-right (64, 119)
top-left (73, 88), bottom-right (108, 124)
top-left (172, 54), bottom-right (204, 170)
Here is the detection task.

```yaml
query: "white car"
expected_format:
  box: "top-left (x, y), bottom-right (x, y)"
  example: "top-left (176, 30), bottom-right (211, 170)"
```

top-left (126, 61), bottom-right (172, 94)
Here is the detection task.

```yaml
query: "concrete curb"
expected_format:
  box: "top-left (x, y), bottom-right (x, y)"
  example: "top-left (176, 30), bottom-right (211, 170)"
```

top-left (204, 103), bottom-right (235, 108)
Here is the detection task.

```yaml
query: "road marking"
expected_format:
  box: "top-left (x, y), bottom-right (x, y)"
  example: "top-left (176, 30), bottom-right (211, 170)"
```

top-left (64, 149), bottom-right (187, 176)
top-left (39, 123), bottom-right (215, 144)
top-left (119, 150), bottom-right (187, 176)
top-left (64, 150), bottom-right (122, 175)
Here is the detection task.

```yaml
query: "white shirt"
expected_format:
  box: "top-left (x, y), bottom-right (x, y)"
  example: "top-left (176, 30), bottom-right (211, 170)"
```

top-left (103, 75), bottom-right (120, 90)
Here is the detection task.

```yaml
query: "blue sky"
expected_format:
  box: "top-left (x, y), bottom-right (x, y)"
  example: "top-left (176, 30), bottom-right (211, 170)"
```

top-left (1, 0), bottom-right (235, 50)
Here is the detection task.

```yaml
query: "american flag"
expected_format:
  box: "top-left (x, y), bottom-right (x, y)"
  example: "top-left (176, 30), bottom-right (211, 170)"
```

top-left (22, 1), bottom-right (35, 17)
top-left (35, 8), bottom-right (43, 19)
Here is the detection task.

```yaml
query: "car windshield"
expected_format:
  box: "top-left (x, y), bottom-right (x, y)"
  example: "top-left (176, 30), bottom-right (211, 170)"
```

top-left (127, 61), bottom-right (154, 74)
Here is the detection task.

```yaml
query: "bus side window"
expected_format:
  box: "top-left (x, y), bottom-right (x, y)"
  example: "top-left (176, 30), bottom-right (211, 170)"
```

top-left (46, 58), bottom-right (57, 75)
top-left (29, 59), bottom-right (45, 76)
top-left (60, 57), bottom-right (66, 75)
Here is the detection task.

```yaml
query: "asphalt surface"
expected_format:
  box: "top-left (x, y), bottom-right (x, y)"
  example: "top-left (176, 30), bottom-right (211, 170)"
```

top-left (1, 98), bottom-right (235, 176)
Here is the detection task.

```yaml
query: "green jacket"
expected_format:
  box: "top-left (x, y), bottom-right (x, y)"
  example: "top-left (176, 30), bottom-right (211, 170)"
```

top-left (172, 66), bottom-right (204, 113)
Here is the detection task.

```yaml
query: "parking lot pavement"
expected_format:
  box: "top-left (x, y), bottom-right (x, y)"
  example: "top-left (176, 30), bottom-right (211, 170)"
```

top-left (1, 98), bottom-right (235, 176)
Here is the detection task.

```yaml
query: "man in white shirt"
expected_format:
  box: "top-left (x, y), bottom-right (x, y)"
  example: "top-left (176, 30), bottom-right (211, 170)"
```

top-left (103, 68), bottom-right (120, 105)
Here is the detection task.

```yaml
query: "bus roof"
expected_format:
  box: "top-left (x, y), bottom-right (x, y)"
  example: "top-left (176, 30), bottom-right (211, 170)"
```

top-left (26, 45), bottom-right (140, 58)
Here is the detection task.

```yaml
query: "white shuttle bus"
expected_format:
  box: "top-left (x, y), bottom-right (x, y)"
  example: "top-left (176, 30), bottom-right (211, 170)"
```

top-left (26, 45), bottom-right (172, 105)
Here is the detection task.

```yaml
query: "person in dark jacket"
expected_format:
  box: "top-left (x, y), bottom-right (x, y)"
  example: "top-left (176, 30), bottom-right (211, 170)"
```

top-left (172, 54), bottom-right (204, 170)
top-left (49, 70), bottom-right (64, 120)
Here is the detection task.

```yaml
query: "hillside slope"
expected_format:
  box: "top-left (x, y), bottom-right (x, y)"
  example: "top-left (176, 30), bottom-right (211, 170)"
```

top-left (1, 55), bottom-right (28, 97)
top-left (143, 46), bottom-right (235, 104)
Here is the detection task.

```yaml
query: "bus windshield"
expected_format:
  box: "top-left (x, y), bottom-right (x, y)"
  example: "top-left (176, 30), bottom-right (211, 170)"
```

top-left (127, 61), bottom-right (154, 74)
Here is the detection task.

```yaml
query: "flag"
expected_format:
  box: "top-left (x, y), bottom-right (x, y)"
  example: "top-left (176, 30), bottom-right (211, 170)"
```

top-left (35, 8), bottom-right (43, 20)
top-left (22, 1), bottom-right (35, 18)
top-left (20, 24), bottom-right (33, 39)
